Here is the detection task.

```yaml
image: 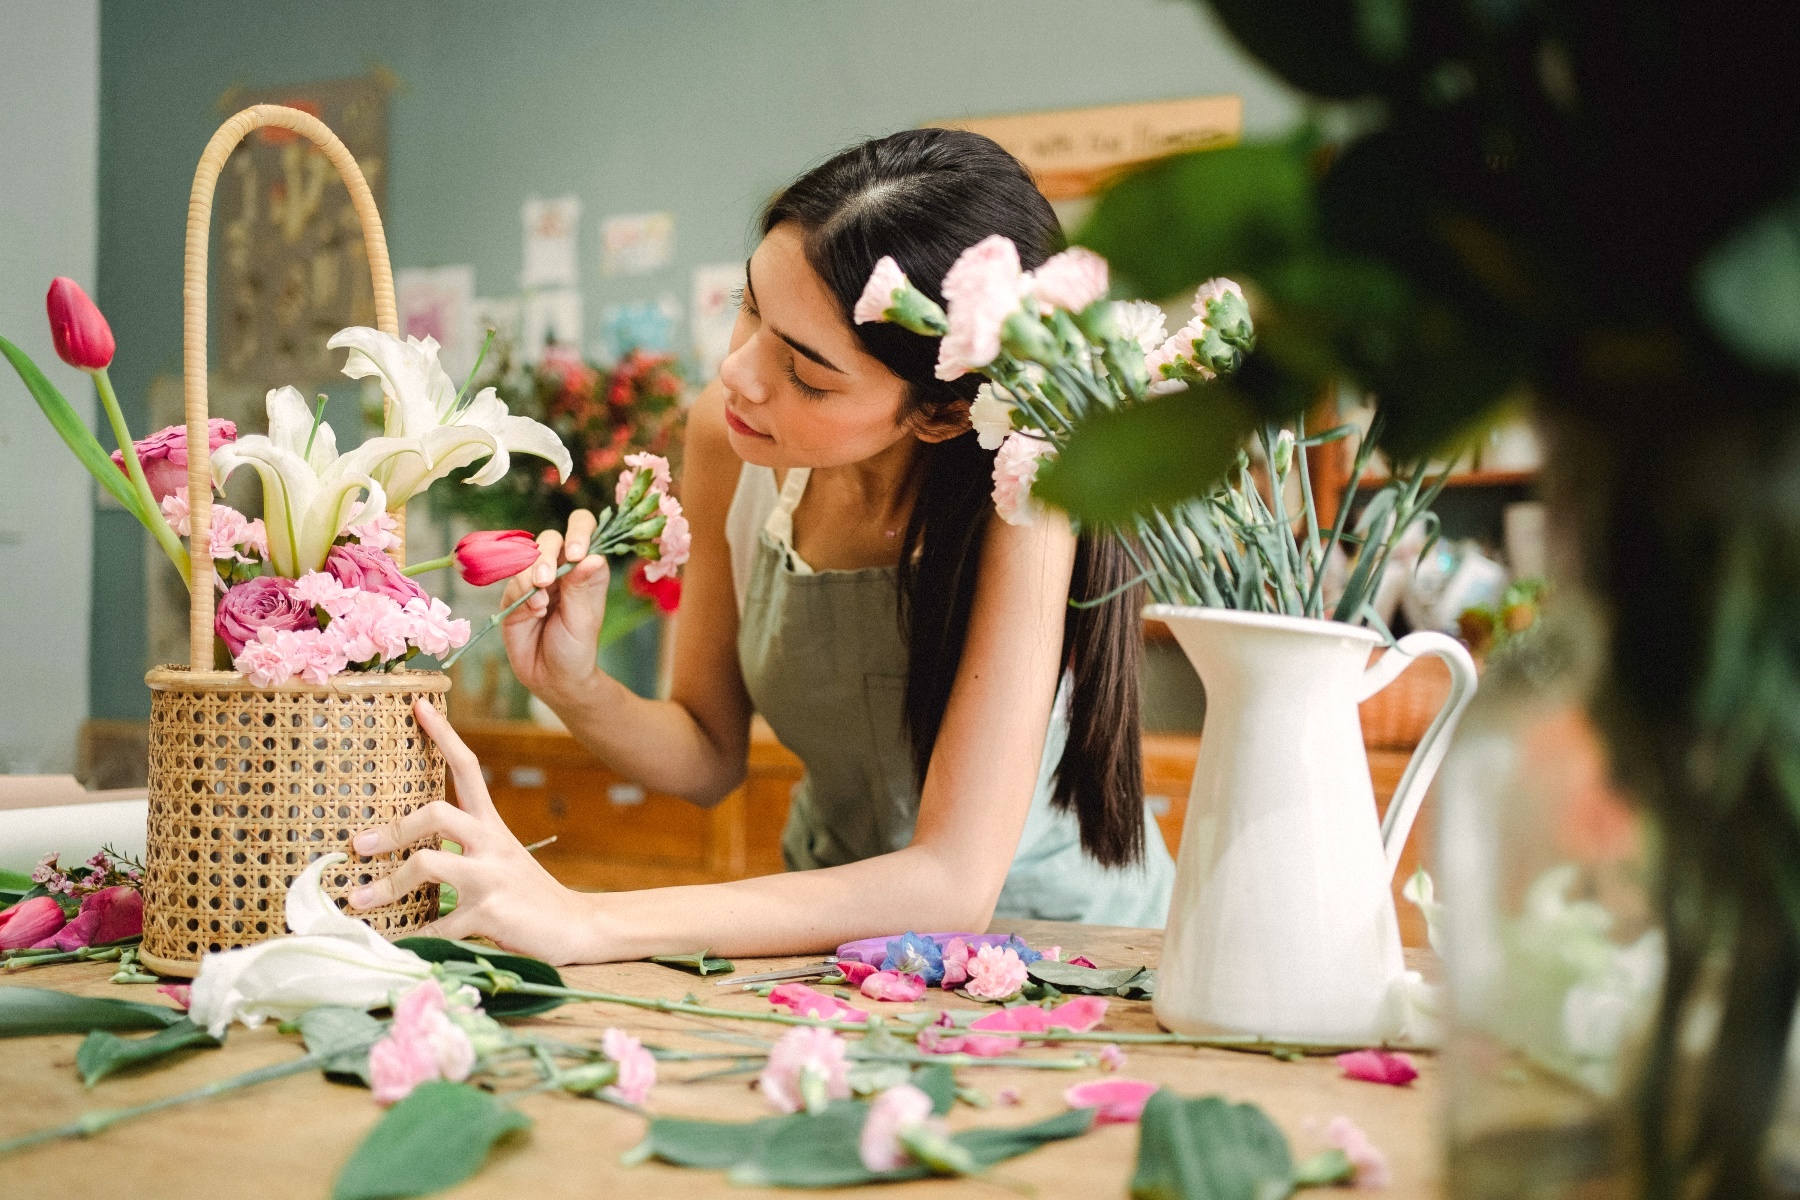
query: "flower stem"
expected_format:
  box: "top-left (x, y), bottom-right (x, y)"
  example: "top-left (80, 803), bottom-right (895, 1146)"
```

top-left (94, 367), bottom-right (190, 584)
top-left (439, 563), bottom-right (574, 668)
top-left (401, 553), bottom-right (455, 577)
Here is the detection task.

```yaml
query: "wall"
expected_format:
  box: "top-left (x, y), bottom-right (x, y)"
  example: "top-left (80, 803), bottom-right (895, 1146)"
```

top-left (0, 0), bottom-right (100, 771)
top-left (91, 0), bottom-right (1302, 719)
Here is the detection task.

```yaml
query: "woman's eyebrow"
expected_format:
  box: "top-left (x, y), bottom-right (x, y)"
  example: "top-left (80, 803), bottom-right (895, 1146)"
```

top-left (745, 255), bottom-right (846, 375)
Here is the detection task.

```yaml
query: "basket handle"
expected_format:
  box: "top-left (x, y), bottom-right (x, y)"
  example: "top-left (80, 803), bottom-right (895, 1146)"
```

top-left (183, 104), bottom-right (399, 670)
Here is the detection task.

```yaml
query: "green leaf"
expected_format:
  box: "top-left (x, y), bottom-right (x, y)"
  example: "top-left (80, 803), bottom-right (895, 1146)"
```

top-left (299, 1006), bottom-right (386, 1086)
top-left (1697, 196), bottom-right (1800, 375)
top-left (1129, 1090), bottom-right (1296, 1200)
top-left (332, 1081), bottom-right (530, 1200)
top-left (76, 1018), bottom-right (221, 1086)
top-left (0, 335), bottom-right (157, 524)
top-left (1293, 1148), bottom-right (1354, 1187)
top-left (392, 937), bottom-right (566, 1019)
top-left (1028, 961), bottom-right (1157, 998)
top-left (0, 987), bottom-right (185, 1037)
top-left (911, 1062), bottom-right (956, 1116)
top-left (1035, 387), bottom-right (1251, 525)
top-left (629, 1112), bottom-right (799, 1169)
top-left (649, 950), bottom-right (735, 976)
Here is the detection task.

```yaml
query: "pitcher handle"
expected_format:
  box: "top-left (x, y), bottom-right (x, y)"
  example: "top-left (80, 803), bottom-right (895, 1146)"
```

top-left (1356, 631), bottom-right (1479, 880)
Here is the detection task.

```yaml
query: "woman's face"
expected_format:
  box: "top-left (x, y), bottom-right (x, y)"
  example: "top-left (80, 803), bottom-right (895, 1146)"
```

top-left (717, 223), bottom-right (917, 470)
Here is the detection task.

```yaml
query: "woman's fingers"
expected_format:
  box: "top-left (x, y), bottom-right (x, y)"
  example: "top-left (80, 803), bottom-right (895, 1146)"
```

top-left (531, 529), bottom-right (564, 588)
top-left (563, 509), bottom-right (597, 562)
top-left (351, 798), bottom-right (484, 858)
top-left (346, 847), bottom-right (467, 911)
top-left (413, 699), bottom-right (499, 820)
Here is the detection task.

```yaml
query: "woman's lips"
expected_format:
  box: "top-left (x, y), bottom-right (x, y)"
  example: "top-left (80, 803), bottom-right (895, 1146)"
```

top-left (725, 407), bottom-right (772, 439)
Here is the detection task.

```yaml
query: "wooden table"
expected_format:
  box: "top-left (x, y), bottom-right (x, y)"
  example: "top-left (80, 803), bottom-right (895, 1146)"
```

top-left (0, 921), bottom-right (1441, 1198)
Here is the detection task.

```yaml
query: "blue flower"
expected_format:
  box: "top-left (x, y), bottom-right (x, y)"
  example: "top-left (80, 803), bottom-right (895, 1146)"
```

top-left (1003, 935), bottom-right (1042, 965)
top-left (881, 931), bottom-right (945, 985)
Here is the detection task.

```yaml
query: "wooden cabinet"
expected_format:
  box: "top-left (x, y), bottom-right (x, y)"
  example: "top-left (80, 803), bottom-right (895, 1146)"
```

top-left (454, 657), bottom-right (1447, 946)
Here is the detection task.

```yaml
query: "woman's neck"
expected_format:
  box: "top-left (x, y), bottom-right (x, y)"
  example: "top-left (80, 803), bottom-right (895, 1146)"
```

top-left (785, 436), bottom-right (923, 570)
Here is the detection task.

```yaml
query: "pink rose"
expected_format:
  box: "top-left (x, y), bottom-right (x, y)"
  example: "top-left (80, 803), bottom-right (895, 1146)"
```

top-left (326, 543), bottom-right (428, 606)
top-left (759, 1026), bottom-right (850, 1114)
top-left (990, 431), bottom-right (1054, 528)
top-left (964, 944), bottom-right (1027, 1001)
top-left (215, 576), bottom-right (316, 657)
top-left (860, 970), bottom-right (926, 1003)
top-left (859, 1084), bottom-right (938, 1173)
top-left (940, 937), bottom-right (972, 989)
top-left (854, 256), bottom-right (910, 325)
top-left (602, 1026), bottom-right (657, 1106)
top-left (935, 235), bottom-right (1026, 380)
top-left (112, 418), bottom-right (236, 503)
top-left (0, 895), bottom-right (66, 950)
top-left (1028, 248), bottom-right (1109, 313)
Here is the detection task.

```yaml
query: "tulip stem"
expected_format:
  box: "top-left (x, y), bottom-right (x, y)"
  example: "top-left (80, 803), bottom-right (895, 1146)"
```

top-left (439, 562), bottom-right (574, 668)
top-left (94, 367), bottom-right (190, 584)
top-left (401, 553), bottom-right (455, 577)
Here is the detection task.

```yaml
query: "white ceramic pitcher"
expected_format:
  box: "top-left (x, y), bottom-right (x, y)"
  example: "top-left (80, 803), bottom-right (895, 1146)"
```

top-left (1148, 605), bottom-right (1478, 1044)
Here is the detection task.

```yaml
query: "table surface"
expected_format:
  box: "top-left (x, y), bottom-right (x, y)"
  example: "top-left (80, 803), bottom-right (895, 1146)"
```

top-left (0, 920), bottom-right (1441, 1198)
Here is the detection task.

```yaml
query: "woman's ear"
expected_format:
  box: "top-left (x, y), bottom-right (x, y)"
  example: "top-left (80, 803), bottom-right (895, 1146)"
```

top-left (910, 398), bottom-right (973, 445)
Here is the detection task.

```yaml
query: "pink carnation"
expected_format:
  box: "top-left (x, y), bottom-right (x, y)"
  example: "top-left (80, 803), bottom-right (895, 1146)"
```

top-left (860, 970), bottom-right (926, 1003)
top-left (759, 1026), bottom-right (850, 1113)
top-left (602, 1026), bottom-right (657, 1105)
top-left (369, 979), bottom-right (476, 1104)
top-left (402, 596), bottom-right (471, 658)
top-left (207, 504), bottom-right (266, 565)
top-left (112, 418), bottom-right (235, 503)
top-left (1193, 276), bottom-right (1246, 315)
top-left (854, 256), bottom-right (909, 325)
top-left (1326, 1116), bottom-right (1391, 1189)
top-left (346, 512), bottom-right (402, 552)
top-left (615, 451), bottom-right (673, 504)
top-left (1027, 247), bottom-right (1109, 313)
top-left (294, 627), bottom-right (350, 686)
top-left (291, 571), bottom-right (354, 614)
top-left (964, 944), bottom-right (1027, 1001)
top-left (645, 492), bottom-right (690, 583)
top-left (859, 1084), bottom-right (937, 1173)
top-left (332, 591), bottom-right (412, 664)
top-left (991, 431), bottom-right (1054, 528)
top-left (936, 235), bottom-right (1026, 381)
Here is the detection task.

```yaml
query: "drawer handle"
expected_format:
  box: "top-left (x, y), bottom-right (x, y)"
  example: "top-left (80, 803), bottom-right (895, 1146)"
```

top-left (509, 766), bottom-right (546, 788)
top-left (607, 783), bottom-right (646, 807)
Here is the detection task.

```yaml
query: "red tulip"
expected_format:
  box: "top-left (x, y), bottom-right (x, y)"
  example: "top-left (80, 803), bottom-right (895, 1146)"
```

top-left (454, 529), bottom-right (541, 587)
top-left (0, 895), bottom-right (67, 950)
top-left (45, 277), bottom-right (115, 371)
top-left (44, 885), bottom-right (144, 950)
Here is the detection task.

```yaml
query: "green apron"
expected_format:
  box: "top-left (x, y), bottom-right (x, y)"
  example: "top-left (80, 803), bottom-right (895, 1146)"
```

top-left (735, 474), bottom-right (1174, 927)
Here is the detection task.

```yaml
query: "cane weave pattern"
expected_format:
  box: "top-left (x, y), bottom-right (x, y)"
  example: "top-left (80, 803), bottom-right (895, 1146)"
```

top-left (142, 668), bottom-right (449, 964)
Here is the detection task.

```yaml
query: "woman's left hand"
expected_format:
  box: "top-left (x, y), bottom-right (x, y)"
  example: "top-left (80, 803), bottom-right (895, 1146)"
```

top-left (346, 698), bottom-right (598, 965)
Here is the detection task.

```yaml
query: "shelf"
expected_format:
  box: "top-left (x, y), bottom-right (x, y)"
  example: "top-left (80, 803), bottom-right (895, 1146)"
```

top-left (1357, 468), bottom-right (1538, 490)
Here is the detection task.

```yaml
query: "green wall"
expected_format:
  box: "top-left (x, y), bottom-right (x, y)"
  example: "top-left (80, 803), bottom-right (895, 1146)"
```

top-left (92, 0), bottom-right (1300, 719)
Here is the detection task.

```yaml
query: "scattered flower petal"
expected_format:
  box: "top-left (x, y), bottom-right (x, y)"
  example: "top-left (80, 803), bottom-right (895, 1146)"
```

top-left (1098, 1043), bottom-right (1127, 1072)
top-left (1327, 1115), bottom-right (1392, 1188)
top-left (940, 937), bottom-right (972, 990)
top-left (838, 961), bottom-right (877, 987)
top-left (768, 982), bottom-right (866, 1023)
top-left (997, 1087), bottom-right (1022, 1106)
top-left (158, 983), bottom-right (192, 1010)
top-left (1337, 1049), bottom-right (1419, 1087)
top-left (759, 1026), bottom-right (850, 1113)
top-left (861, 970), bottom-right (927, 1003)
top-left (1064, 1078), bottom-right (1159, 1124)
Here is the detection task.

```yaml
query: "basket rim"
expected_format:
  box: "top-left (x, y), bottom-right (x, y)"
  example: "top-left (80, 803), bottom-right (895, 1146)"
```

top-left (146, 665), bottom-right (450, 695)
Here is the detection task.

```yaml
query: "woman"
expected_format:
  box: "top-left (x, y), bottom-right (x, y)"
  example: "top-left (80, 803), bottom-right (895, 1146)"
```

top-left (347, 129), bottom-right (1176, 963)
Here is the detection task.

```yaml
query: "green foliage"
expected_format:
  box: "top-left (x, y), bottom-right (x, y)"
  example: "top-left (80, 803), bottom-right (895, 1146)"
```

top-left (1027, 961), bottom-right (1157, 999)
top-left (75, 1019), bottom-right (220, 1086)
top-left (1034, 387), bottom-right (1250, 525)
top-left (392, 937), bottom-right (566, 1019)
top-left (298, 1007), bottom-right (386, 1086)
top-left (1128, 1091), bottom-right (1294, 1200)
top-left (649, 950), bottom-right (734, 976)
top-left (332, 1081), bottom-right (530, 1200)
top-left (0, 336), bottom-right (156, 522)
top-left (911, 1062), bottom-right (957, 1115)
top-left (0, 987), bottom-right (184, 1037)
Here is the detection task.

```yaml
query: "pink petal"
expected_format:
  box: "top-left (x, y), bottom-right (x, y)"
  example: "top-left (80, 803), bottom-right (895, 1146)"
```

top-left (0, 896), bottom-right (67, 950)
top-left (1068, 955), bottom-right (1099, 969)
top-left (44, 907), bottom-right (99, 950)
top-left (1046, 996), bottom-right (1108, 1033)
top-left (158, 983), bottom-right (192, 1010)
top-left (860, 970), bottom-right (926, 1002)
top-left (1064, 1078), bottom-right (1160, 1124)
top-left (1336, 1049), bottom-right (1419, 1086)
top-left (84, 886), bottom-right (144, 945)
top-left (838, 961), bottom-right (877, 986)
top-left (923, 1032), bottom-right (1023, 1057)
top-left (971, 1006), bottom-right (1052, 1033)
top-left (769, 983), bottom-right (866, 1023)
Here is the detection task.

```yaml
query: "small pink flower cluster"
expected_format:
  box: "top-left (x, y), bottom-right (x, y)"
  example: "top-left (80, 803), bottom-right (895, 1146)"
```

top-left (615, 452), bottom-right (690, 583)
top-left (964, 944), bottom-right (1029, 1001)
top-left (601, 1026), bottom-right (658, 1105)
top-left (932, 239), bottom-right (1109, 381)
top-left (160, 494), bottom-right (269, 574)
top-left (369, 979), bottom-right (477, 1104)
top-left (990, 432), bottom-right (1055, 528)
top-left (30, 847), bottom-right (143, 897)
top-left (759, 1026), bottom-right (850, 1114)
top-left (1144, 277), bottom-right (1247, 392)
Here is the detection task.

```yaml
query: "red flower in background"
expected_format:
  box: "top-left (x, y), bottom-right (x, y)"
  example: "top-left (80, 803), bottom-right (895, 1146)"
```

top-left (629, 558), bottom-right (681, 613)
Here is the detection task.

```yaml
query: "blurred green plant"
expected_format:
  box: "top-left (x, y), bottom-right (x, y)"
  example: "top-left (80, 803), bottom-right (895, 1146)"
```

top-left (1066, 3), bottom-right (1800, 1197)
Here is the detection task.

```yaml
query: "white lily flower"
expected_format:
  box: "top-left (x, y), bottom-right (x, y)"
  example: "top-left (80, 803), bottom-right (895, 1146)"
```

top-left (186, 852), bottom-right (434, 1038)
top-left (211, 386), bottom-right (405, 576)
top-left (326, 327), bottom-right (572, 503)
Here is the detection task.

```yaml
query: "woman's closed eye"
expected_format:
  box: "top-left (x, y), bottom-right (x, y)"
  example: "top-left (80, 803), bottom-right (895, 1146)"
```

top-left (785, 359), bottom-right (828, 399)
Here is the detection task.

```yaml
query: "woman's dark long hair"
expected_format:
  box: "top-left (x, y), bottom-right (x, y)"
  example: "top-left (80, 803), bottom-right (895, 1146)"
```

top-left (762, 128), bottom-right (1145, 868)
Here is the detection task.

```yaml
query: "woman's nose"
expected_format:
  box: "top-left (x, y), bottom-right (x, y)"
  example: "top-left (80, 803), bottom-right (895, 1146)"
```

top-left (718, 340), bottom-right (769, 404)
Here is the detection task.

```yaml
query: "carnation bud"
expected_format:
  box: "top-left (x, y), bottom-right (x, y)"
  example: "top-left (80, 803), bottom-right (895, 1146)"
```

top-left (1272, 429), bottom-right (1296, 476)
top-left (556, 1060), bottom-right (620, 1095)
top-left (998, 310), bottom-right (1059, 365)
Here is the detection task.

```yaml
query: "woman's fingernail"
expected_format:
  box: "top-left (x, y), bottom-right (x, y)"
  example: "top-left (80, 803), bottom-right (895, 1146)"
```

top-left (349, 887), bottom-right (376, 909)
top-left (569, 541), bottom-right (588, 559)
top-left (536, 564), bottom-right (553, 585)
top-left (353, 832), bottom-right (380, 854)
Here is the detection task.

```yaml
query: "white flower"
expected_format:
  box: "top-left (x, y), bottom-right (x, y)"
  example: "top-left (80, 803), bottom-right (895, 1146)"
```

top-left (853, 256), bottom-right (909, 325)
top-left (991, 430), bottom-right (1055, 528)
top-left (327, 327), bottom-right (572, 505)
top-left (935, 235), bottom-right (1029, 380)
top-left (1113, 300), bottom-right (1169, 353)
top-left (970, 382), bottom-right (1016, 451)
top-left (1193, 277), bottom-right (1246, 313)
top-left (1401, 867), bottom-right (1444, 956)
top-left (186, 852), bottom-right (434, 1038)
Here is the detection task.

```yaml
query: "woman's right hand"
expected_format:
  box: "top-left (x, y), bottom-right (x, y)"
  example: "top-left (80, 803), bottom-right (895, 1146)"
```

top-left (500, 510), bottom-right (612, 706)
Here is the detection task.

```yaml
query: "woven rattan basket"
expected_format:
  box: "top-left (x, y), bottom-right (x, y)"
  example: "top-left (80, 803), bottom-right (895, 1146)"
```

top-left (138, 106), bottom-right (445, 976)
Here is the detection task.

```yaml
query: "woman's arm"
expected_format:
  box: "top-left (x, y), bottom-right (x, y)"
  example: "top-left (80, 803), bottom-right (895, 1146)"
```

top-left (350, 505), bottom-right (1076, 964)
top-left (499, 383), bottom-right (754, 804)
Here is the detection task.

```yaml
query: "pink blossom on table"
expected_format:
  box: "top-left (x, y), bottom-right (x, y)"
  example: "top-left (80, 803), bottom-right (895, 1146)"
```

top-left (1098, 1043), bottom-right (1127, 1073)
top-left (43, 885), bottom-right (142, 950)
top-left (111, 418), bottom-right (236, 503)
top-left (859, 1084), bottom-right (938, 1173)
top-left (216, 576), bottom-right (317, 657)
top-left (861, 970), bottom-right (926, 1003)
top-left (970, 995), bottom-right (1108, 1035)
top-left (402, 596), bottom-right (470, 658)
top-left (1326, 1115), bottom-right (1391, 1189)
top-left (602, 1026), bottom-right (657, 1105)
top-left (935, 234), bottom-right (1027, 381)
top-left (1041, 946), bottom-right (1061, 962)
top-left (940, 937), bottom-right (972, 989)
top-left (853, 256), bottom-right (910, 325)
top-left (917, 1028), bottom-right (1022, 1057)
top-left (768, 982), bottom-right (866, 1023)
top-left (1026, 247), bottom-right (1109, 314)
top-left (759, 1026), bottom-right (851, 1113)
top-left (326, 543), bottom-right (428, 607)
top-left (615, 451), bottom-right (673, 504)
top-left (990, 431), bottom-right (1054, 528)
top-left (1068, 955), bottom-right (1099, 969)
top-left (997, 1087), bottom-right (1021, 1107)
top-left (369, 979), bottom-right (477, 1104)
top-left (1065, 1078), bottom-right (1158, 1124)
top-left (0, 896), bottom-right (66, 950)
top-left (158, 983), bottom-right (192, 1010)
top-left (965, 944), bottom-right (1028, 1001)
top-left (645, 492), bottom-right (690, 583)
top-left (837, 960), bottom-right (877, 987)
top-left (1336, 1049), bottom-right (1418, 1087)
top-left (292, 571), bottom-right (354, 615)
top-left (346, 512), bottom-right (402, 552)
